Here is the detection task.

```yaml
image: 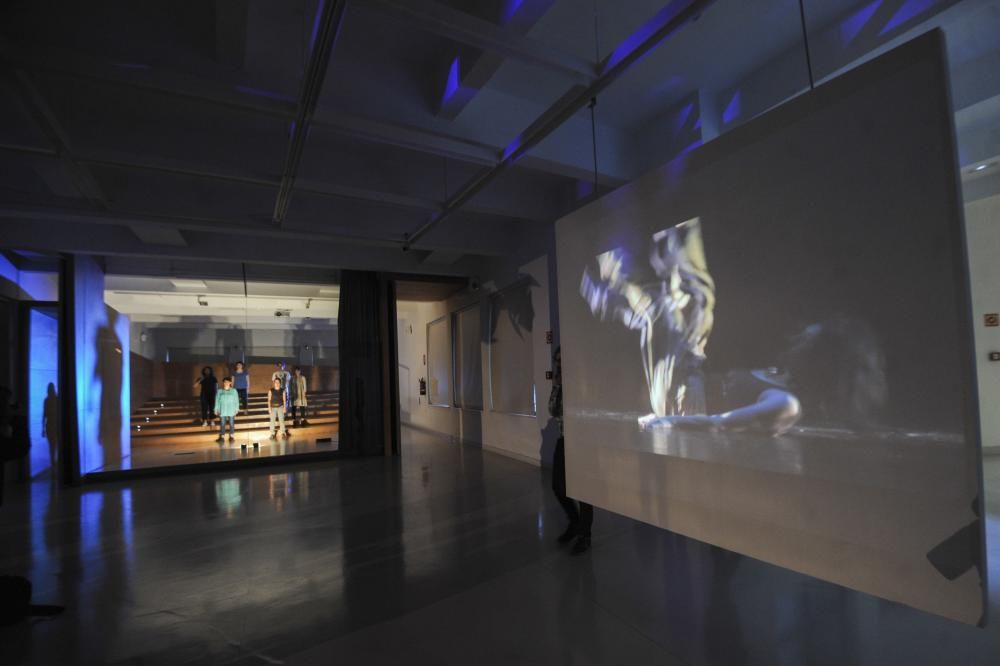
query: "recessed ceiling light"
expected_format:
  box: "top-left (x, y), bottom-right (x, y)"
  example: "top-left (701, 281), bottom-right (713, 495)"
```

top-left (170, 278), bottom-right (208, 290)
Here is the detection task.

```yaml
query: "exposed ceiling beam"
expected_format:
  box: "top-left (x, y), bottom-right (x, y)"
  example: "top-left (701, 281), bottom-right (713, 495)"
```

top-left (403, 0), bottom-right (719, 249)
top-left (437, 0), bottom-right (556, 120)
top-left (272, 0), bottom-right (347, 226)
top-left (3, 67), bottom-right (107, 207)
top-left (0, 40), bottom-right (626, 183)
top-left (0, 143), bottom-right (546, 222)
top-left (362, 0), bottom-right (595, 83)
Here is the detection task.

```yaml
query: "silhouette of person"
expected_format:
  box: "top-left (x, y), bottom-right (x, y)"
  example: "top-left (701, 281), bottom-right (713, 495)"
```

top-left (549, 347), bottom-right (593, 554)
top-left (95, 311), bottom-right (123, 470)
top-left (42, 383), bottom-right (60, 474)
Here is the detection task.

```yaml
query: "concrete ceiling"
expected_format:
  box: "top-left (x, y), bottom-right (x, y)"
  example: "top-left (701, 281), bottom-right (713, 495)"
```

top-left (1, 0), bottom-right (999, 280)
top-left (104, 275), bottom-right (340, 324)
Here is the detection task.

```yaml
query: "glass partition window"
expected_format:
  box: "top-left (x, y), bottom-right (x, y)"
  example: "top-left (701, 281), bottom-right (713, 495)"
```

top-left (453, 305), bottom-right (482, 410)
top-left (427, 316), bottom-right (451, 407)
top-left (488, 289), bottom-right (535, 416)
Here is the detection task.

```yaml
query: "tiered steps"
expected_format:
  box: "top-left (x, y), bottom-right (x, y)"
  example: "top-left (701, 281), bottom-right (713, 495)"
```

top-left (131, 391), bottom-right (340, 441)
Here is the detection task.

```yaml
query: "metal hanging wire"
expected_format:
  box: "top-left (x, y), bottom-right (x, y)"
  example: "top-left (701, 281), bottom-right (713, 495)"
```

top-left (798, 0), bottom-right (816, 90)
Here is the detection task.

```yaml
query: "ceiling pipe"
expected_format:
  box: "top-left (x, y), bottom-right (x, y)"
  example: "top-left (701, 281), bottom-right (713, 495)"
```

top-left (272, 0), bottom-right (347, 226)
top-left (402, 0), bottom-right (718, 250)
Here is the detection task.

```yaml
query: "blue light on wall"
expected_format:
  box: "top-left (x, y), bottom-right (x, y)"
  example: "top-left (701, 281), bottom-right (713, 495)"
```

top-left (28, 308), bottom-right (59, 479)
top-left (75, 256), bottom-right (131, 475)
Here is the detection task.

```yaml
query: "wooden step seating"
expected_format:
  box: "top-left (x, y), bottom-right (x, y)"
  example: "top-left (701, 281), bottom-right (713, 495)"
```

top-left (131, 391), bottom-right (340, 442)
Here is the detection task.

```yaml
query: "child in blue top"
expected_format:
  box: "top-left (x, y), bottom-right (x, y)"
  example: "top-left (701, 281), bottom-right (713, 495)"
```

top-left (232, 361), bottom-right (250, 413)
top-left (214, 377), bottom-right (241, 444)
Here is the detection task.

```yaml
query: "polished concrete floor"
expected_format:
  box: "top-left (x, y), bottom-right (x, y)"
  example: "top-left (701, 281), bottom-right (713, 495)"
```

top-left (0, 429), bottom-right (998, 665)
top-left (122, 427), bottom-right (340, 471)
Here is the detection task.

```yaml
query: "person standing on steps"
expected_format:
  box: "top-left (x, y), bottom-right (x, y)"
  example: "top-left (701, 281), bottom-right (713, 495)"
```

top-left (232, 361), bottom-right (250, 414)
top-left (291, 366), bottom-right (308, 427)
top-left (271, 362), bottom-right (291, 422)
top-left (214, 377), bottom-right (240, 445)
top-left (193, 366), bottom-right (218, 428)
top-left (267, 378), bottom-right (288, 440)
top-left (549, 346), bottom-right (593, 555)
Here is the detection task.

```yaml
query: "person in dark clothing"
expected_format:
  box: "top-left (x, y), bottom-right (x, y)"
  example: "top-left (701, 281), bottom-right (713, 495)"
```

top-left (549, 347), bottom-right (593, 554)
top-left (193, 366), bottom-right (218, 427)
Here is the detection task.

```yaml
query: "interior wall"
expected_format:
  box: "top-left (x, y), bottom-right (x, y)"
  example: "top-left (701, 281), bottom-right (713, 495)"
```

top-left (395, 251), bottom-right (558, 464)
top-left (135, 323), bottom-right (338, 364)
top-left (480, 254), bottom-right (555, 466)
top-left (396, 300), bottom-right (460, 438)
top-left (129, 360), bottom-right (339, 403)
top-left (74, 256), bottom-right (130, 475)
top-left (965, 192), bottom-right (1000, 454)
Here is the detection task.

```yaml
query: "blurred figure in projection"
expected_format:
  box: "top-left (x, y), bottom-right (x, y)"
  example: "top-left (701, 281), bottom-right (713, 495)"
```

top-left (580, 217), bottom-right (715, 421)
top-left (549, 346), bottom-right (593, 555)
top-left (639, 316), bottom-right (887, 435)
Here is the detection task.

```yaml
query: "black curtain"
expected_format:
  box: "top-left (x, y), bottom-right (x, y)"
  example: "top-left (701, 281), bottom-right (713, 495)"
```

top-left (338, 270), bottom-right (396, 456)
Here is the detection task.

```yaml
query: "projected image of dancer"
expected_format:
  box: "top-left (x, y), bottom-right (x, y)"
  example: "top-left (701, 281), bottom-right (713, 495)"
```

top-left (580, 220), bottom-right (887, 436)
top-left (580, 217), bottom-right (715, 420)
top-left (641, 316), bottom-right (888, 435)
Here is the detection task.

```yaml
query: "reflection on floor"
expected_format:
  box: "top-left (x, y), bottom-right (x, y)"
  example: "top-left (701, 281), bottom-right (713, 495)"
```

top-left (0, 428), bottom-right (997, 665)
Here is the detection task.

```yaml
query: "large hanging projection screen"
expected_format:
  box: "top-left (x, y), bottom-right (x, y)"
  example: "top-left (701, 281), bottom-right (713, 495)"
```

top-left (556, 32), bottom-right (985, 624)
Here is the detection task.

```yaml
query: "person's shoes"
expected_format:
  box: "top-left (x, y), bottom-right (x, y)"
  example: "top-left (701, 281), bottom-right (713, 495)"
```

top-left (228, 436), bottom-right (235, 443)
top-left (215, 436), bottom-right (224, 443)
top-left (282, 432), bottom-right (289, 439)
top-left (557, 524), bottom-right (578, 545)
top-left (269, 432), bottom-right (276, 440)
top-left (202, 420), bottom-right (209, 427)
top-left (571, 536), bottom-right (591, 555)
top-left (301, 419), bottom-right (310, 426)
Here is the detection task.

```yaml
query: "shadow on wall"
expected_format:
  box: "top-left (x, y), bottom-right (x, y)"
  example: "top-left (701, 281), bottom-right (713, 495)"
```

top-left (215, 326), bottom-right (247, 363)
top-left (484, 273), bottom-right (539, 344)
top-left (96, 309), bottom-right (123, 470)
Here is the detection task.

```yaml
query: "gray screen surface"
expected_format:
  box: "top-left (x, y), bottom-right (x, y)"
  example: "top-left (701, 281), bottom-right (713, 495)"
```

top-left (555, 31), bottom-right (985, 624)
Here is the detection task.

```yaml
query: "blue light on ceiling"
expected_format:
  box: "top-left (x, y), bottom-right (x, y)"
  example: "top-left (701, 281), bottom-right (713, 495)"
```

top-left (309, 0), bottom-right (327, 53)
top-left (879, 0), bottom-right (938, 36)
top-left (502, 134), bottom-right (524, 162)
top-left (673, 101), bottom-right (695, 134)
top-left (502, 0), bottom-right (525, 24)
top-left (840, 0), bottom-right (882, 46)
top-left (604, 1), bottom-right (687, 73)
top-left (722, 91), bottom-right (742, 125)
top-left (442, 56), bottom-right (461, 106)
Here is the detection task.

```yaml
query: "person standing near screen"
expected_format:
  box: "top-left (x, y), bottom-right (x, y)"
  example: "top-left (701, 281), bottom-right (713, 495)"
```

top-left (214, 377), bottom-right (239, 444)
top-left (549, 346), bottom-right (593, 554)
top-left (193, 366), bottom-right (218, 428)
top-left (267, 378), bottom-right (288, 440)
top-left (232, 361), bottom-right (250, 413)
top-left (291, 366), bottom-right (308, 427)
